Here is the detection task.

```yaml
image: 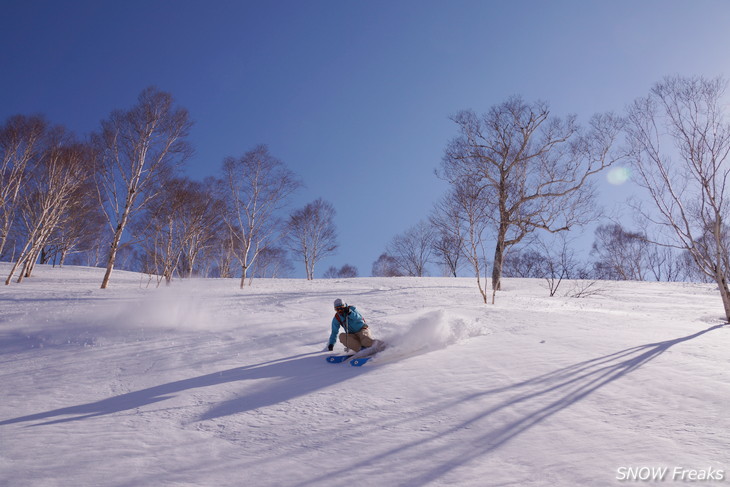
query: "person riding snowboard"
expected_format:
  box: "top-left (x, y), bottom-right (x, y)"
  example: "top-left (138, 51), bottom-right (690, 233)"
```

top-left (327, 298), bottom-right (374, 352)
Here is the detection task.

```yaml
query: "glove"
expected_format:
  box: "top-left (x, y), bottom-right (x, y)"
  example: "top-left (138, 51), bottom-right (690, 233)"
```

top-left (327, 343), bottom-right (334, 351)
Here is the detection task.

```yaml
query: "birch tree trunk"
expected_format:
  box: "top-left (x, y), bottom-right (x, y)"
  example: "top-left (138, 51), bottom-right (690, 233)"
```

top-left (221, 145), bottom-right (301, 289)
top-left (626, 75), bottom-right (730, 322)
top-left (441, 97), bottom-right (624, 300)
top-left (5, 142), bottom-right (92, 285)
top-left (94, 87), bottom-right (192, 289)
top-left (0, 115), bottom-right (46, 257)
top-left (284, 198), bottom-right (338, 281)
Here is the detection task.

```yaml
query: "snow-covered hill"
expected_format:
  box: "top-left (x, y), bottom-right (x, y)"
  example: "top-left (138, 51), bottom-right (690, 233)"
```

top-left (1, 264), bottom-right (728, 486)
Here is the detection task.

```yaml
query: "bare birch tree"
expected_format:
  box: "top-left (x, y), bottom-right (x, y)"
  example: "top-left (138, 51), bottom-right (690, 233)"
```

top-left (323, 264), bottom-right (358, 278)
top-left (0, 115), bottom-right (47, 257)
top-left (430, 194), bottom-right (465, 277)
top-left (441, 96), bottom-right (624, 293)
top-left (134, 177), bottom-right (223, 284)
top-left (386, 220), bottom-right (434, 277)
top-left (94, 87), bottom-right (192, 289)
top-left (222, 145), bottom-right (301, 287)
top-left (5, 138), bottom-right (94, 284)
top-left (371, 253), bottom-right (403, 277)
top-left (47, 182), bottom-right (105, 268)
top-left (503, 248), bottom-right (546, 278)
top-left (450, 178), bottom-right (492, 302)
top-left (285, 198), bottom-right (338, 280)
top-left (590, 224), bottom-right (651, 281)
top-left (252, 247), bottom-right (293, 278)
top-left (178, 178), bottom-right (225, 278)
top-left (133, 178), bottom-right (187, 284)
top-left (626, 75), bottom-right (730, 321)
top-left (214, 224), bottom-right (237, 279)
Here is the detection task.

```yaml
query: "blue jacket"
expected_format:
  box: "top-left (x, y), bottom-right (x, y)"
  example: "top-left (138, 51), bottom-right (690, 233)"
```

top-left (329, 306), bottom-right (367, 346)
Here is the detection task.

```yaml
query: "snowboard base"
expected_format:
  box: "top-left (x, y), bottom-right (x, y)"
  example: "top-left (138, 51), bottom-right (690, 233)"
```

top-left (326, 354), bottom-right (354, 364)
top-left (350, 357), bottom-right (371, 366)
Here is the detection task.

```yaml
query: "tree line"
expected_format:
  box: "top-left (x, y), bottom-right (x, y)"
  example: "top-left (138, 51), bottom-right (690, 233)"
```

top-left (1, 88), bottom-right (338, 288)
top-left (371, 75), bottom-right (730, 319)
top-left (3, 76), bottom-right (730, 320)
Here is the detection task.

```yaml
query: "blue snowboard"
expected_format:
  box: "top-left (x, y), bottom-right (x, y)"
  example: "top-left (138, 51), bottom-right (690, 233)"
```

top-left (326, 354), bottom-right (354, 364)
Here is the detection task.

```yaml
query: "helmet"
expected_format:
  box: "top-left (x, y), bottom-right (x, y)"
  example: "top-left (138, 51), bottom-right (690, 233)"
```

top-left (334, 298), bottom-right (347, 309)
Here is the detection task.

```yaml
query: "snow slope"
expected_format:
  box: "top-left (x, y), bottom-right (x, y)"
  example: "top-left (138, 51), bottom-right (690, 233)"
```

top-left (1, 264), bottom-right (728, 486)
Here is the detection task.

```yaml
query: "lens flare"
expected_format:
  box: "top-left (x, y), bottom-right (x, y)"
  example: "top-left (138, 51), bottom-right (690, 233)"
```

top-left (607, 167), bottom-right (631, 185)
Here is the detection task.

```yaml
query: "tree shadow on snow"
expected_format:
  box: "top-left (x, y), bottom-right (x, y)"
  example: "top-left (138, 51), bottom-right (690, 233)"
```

top-left (0, 352), bottom-right (360, 427)
top-left (291, 323), bottom-right (726, 487)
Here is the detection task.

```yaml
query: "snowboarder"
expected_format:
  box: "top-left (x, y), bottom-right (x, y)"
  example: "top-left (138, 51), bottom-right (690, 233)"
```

top-left (327, 298), bottom-right (374, 352)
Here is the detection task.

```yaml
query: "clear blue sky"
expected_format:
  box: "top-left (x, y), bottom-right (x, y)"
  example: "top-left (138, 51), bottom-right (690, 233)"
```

top-left (2, 0), bottom-right (730, 277)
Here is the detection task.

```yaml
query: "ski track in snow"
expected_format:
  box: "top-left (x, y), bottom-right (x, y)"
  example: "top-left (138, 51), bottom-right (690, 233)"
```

top-left (1, 264), bottom-right (729, 486)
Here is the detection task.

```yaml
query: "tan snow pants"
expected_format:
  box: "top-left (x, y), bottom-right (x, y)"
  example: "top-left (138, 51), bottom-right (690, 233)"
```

top-left (339, 326), bottom-right (373, 352)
